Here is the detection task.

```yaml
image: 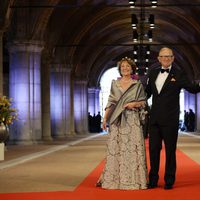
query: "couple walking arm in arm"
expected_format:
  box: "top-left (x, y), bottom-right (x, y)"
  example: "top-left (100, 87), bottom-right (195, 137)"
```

top-left (97, 47), bottom-right (200, 190)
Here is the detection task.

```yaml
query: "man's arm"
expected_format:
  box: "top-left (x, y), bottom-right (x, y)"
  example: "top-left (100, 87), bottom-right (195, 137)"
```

top-left (145, 76), bottom-right (152, 99)
top-left (180, 71), bottom-right (200, 93)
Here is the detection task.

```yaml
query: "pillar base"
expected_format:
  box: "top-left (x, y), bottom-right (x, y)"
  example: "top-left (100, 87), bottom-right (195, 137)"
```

top-left (0, 143), bottom-right (4, 160)
top-left (66, 131), bottom-right (77, 136)
top-left (42, 136), bottom-right (53, 141)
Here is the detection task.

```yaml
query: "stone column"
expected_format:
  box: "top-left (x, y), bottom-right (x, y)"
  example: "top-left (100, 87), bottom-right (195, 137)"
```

top-left (196, 93), bottom-right (200, 132)
top-left (51, 65), bottom-right (64, 138)
top-left (41, 50), bottom-right (52, 141)
top-left (69, 77), bottom-right (76, 135)
top-left (8, 41), bottom-right (43, 144)
top-left (64, 67), bottom-right (75, 136)
top-left (88, 87), bottom-right (100, 115)
top-left (88, 87), bottom-right (96, 116)
top-left (184, 90), bottom-right (196, 111)
top-left (74, 80), bottom-right (88, 134)
top-left (95, 87), bottom-right (100, 114)
top-left (0, 31), bottom-right (3, 96)
top-left (184, 90), bottom-right (198, 131)
top-left (50, 66), bottom-right (74, 137)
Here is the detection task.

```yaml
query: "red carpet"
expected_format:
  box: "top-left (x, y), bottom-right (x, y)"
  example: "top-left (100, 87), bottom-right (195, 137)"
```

top-left (1, 146), bottom-right (200, 200)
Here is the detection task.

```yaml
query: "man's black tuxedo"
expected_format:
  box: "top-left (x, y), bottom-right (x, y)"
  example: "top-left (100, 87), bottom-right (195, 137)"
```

top-left (145, 65), bottom-right (200, 186)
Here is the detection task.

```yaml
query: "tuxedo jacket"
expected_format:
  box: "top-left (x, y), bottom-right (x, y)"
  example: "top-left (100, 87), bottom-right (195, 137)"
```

top-left (145, 65), bottom-right (200, 126)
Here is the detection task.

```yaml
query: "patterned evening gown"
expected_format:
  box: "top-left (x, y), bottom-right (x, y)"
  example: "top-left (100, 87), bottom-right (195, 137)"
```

top-left (99, 80), bottom-right (148, 190)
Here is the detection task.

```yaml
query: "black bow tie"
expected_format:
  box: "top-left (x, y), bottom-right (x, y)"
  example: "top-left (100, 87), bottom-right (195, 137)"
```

top-left (160, 68), bottom-right (170, 73)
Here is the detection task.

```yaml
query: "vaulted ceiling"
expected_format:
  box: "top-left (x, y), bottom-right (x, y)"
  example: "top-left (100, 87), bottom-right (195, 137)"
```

top-left (1, 0), bottom-right (200, 87)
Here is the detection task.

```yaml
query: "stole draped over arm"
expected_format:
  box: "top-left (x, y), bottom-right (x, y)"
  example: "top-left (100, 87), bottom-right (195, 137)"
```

top-left (106, 80), bottom-right (146, 127)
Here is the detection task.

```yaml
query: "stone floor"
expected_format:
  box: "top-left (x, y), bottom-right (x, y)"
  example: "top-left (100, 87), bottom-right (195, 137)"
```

top-left (1, 133), bottom-right (102, 163)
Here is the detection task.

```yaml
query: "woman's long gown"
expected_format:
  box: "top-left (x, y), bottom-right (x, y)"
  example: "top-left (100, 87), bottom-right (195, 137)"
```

top-left (99, 80), bottom-right (148, 190)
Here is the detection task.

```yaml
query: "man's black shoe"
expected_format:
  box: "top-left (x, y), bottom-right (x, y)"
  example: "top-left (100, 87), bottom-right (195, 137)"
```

top-left (164, 184), bottom-right (173, 190)
top-left (148, 183), bottom-right (158, 189)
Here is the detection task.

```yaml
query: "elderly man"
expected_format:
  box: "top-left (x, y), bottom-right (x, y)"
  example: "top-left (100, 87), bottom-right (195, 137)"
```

top-left (146, 47), bottom-right (200, 189)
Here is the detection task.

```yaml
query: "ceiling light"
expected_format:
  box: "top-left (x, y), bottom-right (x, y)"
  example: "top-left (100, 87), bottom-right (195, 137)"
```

top-left (150, 0), bottom-right (158, 8)
top-left (129, 0), bottom-right (137, 8)
top-left (131, 14), bottom-right (138, 28)
top-left (133, 30), bottom-right (138, 42)
top-left (149, 14), bottom-right (155, 28)
top-left (147, 30), bottom-right (153, 42)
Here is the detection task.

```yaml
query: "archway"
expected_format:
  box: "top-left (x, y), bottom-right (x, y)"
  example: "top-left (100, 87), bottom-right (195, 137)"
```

top-left (99, 67), bottom-right (120, 117)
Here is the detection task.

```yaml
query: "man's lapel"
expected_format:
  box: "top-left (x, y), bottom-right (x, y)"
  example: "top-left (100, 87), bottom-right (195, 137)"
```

top-left (152, 68), bottom-right (160, 95)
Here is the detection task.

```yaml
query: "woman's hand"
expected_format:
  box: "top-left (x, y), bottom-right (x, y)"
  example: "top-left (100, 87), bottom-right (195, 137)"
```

top-left (124, 102), bottom-right (136, 109)
top-left (124, 101), bottom-right (145, 109)
top-left (102, 118), bottom-right (107, 130)
top-left (102, 107), bottom-right (111, 131)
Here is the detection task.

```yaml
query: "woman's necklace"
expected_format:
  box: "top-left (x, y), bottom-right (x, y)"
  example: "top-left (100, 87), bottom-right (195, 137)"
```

top-left (121, 78), bottom-right (132, 83)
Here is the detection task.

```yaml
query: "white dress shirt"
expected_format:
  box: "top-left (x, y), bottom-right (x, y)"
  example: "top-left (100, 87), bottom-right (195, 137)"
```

top-left (155, 66), bottom-right (171, 94)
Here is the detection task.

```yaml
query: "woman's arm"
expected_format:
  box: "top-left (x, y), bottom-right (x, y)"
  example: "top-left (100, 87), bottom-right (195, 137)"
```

top-left (102, 107), bottom-right (112, 130)
top-left (123, 101), bottom-right (145, 110)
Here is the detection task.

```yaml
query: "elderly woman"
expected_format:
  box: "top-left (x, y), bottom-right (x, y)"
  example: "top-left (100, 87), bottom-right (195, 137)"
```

top-left (96, 57), bottom-right (148, 190)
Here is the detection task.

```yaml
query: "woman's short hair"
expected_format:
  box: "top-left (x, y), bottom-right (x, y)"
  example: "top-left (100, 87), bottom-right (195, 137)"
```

top-left (117, 57), bottom-right (137, 76)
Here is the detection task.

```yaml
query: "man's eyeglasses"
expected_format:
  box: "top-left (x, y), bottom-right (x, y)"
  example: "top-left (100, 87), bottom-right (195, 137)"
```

top-left (159, 55), bottom-right (174, 58)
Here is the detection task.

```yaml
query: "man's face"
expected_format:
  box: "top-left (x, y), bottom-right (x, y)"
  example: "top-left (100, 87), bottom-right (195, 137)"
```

top-left (157, 48), bottom-right (174, 68)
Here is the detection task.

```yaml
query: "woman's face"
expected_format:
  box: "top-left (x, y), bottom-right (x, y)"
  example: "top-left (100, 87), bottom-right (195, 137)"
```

top-left (120, 61), bottom-right (132, 76)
